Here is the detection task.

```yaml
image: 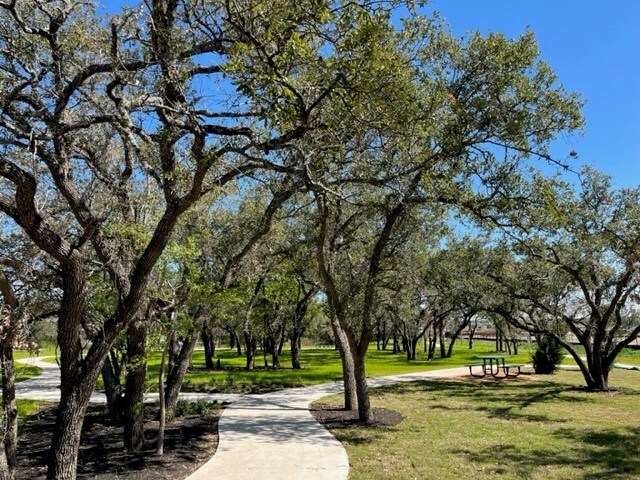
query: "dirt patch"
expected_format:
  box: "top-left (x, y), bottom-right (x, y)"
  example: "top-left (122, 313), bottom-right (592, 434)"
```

top-left (310, 403), bottom-right (403, 429)
top-left (16, 402), bottom-right (223, 480)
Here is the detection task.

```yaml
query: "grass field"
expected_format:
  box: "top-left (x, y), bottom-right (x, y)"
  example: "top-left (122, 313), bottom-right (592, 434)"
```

top-left (159, 341), bottom-right (537, 393)
top-left (316, 369), bottom-right (640, 480)
top-left (14, 341), bottom-right (640, 393)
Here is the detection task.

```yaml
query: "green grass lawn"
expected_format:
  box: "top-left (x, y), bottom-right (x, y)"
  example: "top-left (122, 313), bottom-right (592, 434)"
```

top-left (150, 341), bottom-right (537, 393)
top-left (15, 363), bottom-right (42, 383)
top-left (316, 369), bottom-right (640, 480)
top-left (560, 345), bottom-right (640, 366)
top-left (17, 400), bottom-right (48, 420)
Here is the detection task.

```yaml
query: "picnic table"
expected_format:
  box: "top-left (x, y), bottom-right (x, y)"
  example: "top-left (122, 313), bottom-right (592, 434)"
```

top-left (466, 355), bottom-right (523, 378)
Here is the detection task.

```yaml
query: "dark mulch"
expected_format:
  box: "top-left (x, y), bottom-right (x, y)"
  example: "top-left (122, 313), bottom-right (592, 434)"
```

top-left (310, 403), bottom-right (403, 429)
top-left (16, 403), bottom-right (223, 480)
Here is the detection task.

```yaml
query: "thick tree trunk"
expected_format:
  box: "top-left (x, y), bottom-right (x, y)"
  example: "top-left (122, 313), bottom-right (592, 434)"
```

top-left (201, 323), bottom-right (216, 370)
top-left (585, 350), bottom-right (610, 390)
top-left (330, 318), bottom-right (357, 410)
top-left (0, 342), bottom-right (18, 478)
top-left (438, 325), bottom-right (446, 358)
top-left (353, 349), bottom-right (373, 423)
top-left (271, 344), bottom-right (281, 369)
top-left (164, 330), bottom-right (198, 415)
top-left (123, 321), bottom-right (147, 452)
top-left (47, 366), bottom-right (102, 480)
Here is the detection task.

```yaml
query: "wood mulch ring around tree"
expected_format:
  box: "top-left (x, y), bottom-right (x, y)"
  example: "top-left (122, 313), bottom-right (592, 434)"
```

top-left (16, 402), bottom-right (224, 480)
top-left (310, 403), bottom-right (404, 429)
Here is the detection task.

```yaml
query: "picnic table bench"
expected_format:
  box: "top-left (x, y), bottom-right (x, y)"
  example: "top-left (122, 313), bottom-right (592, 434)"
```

top-left (467, 355), bottom-right (524, 378)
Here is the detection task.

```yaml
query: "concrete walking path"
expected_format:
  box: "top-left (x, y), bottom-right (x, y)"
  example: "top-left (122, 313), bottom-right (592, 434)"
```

top-left (16, 356), bottom-right (468, 479)
top-left (15, 356), bottom-right (243, 404)
top-left (186, 366), bottom-right (469, 480)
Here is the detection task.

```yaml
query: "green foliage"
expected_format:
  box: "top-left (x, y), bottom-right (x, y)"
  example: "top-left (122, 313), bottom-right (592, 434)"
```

top-left (174, 399), bottom-right (221, 419)
top-left (531, 335), bottom-right (563, 374)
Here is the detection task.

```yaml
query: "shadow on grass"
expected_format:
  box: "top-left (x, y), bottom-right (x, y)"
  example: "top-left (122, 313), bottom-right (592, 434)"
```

top-left (453, 426), bottom-right (640, 479)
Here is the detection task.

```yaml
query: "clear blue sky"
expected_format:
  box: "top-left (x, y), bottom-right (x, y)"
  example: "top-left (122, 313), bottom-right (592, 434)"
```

top-left (426, 0), bottom-right (640, 188)
top-left (103, 1), bottom-right (640, 188)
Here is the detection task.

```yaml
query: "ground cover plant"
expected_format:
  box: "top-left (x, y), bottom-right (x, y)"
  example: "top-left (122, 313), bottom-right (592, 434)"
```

top-left (314, 369), bottom-right (640, 480)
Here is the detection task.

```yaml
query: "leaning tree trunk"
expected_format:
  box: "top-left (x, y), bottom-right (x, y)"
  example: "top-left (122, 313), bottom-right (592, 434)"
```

top-left (123, 320), bottom-right (147, 452)
top-left (329, 314), bottom-right (357, 410)
top-left (164, 330), bottom-right (198, 415)
top-left (447, 318), bottom-right (471, 358)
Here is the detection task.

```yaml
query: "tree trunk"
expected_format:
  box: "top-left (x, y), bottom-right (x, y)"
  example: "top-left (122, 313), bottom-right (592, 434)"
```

top-left (101, 352), bottom-right (123, 421)
top-left (291, 326), bottom-right (302, 370)
top-left (468, 320), bottom-right (477, 349)
top-left (229, 328), bottom-right (236, 351)
top-left (277, 326), bottom-right (286, 356)
top-left (428, 330), bottom-right (436, 360)
top-left (447, 319), bottom-right (471, 358)
top-left (0, 341), bottom-right (18, 478)
top-left (201, 323), bottom-right (216, 370)
top-left (157, 340), bottom-right (167, 456)
top-left (164, 330), bottom-right (198, 415)
top-left (271, 344), bottom-right (281, 369)
top-left (123, 321), bottom-right (147, 452)
top-left (330, 317), bottom-right (357, 410)
top-left (47, 369), bottom-right (101, 480)
top-left (353, 349), bottom-right (373, 423)
top-left (244, 331), bottom-right (255, 371)
top-left (235, 331), bottom-right (242, 355)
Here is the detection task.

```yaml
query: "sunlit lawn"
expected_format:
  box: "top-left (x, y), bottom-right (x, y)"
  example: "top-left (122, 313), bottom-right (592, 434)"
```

top-left (15, 341), bottom-right (640, 393)
top-left (317, 369), bottom-right (640, 480)
top-left (149, 340), bottom-right (537, 393)
top-left (561, 345), bottom-right (640, 367)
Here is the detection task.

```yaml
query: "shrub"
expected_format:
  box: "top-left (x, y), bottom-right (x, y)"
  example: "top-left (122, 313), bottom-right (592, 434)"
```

top-left (531, 335), bottom-right (563, 374)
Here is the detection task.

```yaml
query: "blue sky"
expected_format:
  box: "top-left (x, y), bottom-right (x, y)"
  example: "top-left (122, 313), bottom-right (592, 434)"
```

top-left (426, 0), bottom-right (640, 188)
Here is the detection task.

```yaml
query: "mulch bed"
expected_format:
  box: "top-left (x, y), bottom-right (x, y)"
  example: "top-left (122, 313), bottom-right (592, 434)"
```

top-left (16, 403), bottom-right (223, 480)
top-left (310, 403), bottom-right (403, 428)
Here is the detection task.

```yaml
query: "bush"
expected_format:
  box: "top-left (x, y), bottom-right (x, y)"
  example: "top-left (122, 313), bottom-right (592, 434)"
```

top-left (531, 335), bottom-right (563, 374)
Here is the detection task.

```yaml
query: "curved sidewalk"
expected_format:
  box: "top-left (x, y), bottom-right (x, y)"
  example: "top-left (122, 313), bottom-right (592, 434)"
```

top-left (17, 357), bottom-right (468, 479)
top-left (186, 366), bottom-right (469, 480)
